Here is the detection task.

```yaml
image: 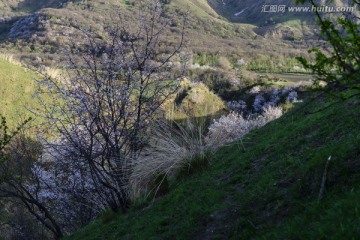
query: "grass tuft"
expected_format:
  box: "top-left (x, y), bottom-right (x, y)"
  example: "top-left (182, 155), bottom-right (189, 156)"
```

top-left (130, 119), bottom-right (211, 199)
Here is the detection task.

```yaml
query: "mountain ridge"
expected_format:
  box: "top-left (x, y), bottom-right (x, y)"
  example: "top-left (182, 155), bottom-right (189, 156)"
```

top-left (0, 0), bottom-right (343, 67)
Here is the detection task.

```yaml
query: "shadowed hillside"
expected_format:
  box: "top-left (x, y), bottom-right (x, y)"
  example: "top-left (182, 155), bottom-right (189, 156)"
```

top-left (67, 93), bottom-right (360, 239)
top-left (0, 0), bottom-right (359, 239)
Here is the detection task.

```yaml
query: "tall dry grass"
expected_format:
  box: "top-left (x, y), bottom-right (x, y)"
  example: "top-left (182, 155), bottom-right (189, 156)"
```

top-left (130, 120), bottom-right (211, 199)
top-left (0, 53), bottom-right (22, 66)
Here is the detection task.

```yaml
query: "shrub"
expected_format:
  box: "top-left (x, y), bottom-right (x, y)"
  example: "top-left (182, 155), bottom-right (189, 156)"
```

top-left (216, 56), bottom-right (232, 70)
top-left (261, 105), bottom-right (283, 122)
top-left (34, 0), bottom-right (188, 217)
top-left (252, 87), bottom-right (299, 113)
top-left (205, 112), bottom-right (256, 148)
top-left (163, 79), bottom-right (226, 120)
top-left (227, 100), bottom-right (247, 112)
top-left (206, 106), bottom-right (283, 148)
top-left (296, 0), bottom-right (360, 95)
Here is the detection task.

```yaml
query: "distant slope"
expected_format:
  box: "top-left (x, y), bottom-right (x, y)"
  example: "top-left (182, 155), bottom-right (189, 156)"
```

top-left (0, 57), bottom-right (38, 125)
top-left (0, 0), bottom-right (70, 40)
top-left (172, 0), bottom-right (220, 19)
top-left (208, 0), bottom-right (353, 24)
top-left (1, 0), bottom-right (354, 42)
top-left (0, 0), bottom-right (261, 66)
top-left (208, 0), bottom-right (354, 39)
top-left (0, 0), bottom-right (329, 68)
top-left (67, 93), bottom-right (360, 239)
top-left (0, 0), bottom-right (69, 17)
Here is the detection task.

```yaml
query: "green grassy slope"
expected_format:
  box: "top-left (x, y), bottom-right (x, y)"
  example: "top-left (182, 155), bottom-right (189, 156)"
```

top-left (67, 92), bottom-right (360, 239)
top-left (171, 0), bottom-right (220, 20)
top-left (0, 58), bottom-right (38, 126)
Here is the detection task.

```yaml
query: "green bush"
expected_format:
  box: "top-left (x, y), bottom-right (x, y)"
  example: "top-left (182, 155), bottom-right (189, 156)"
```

top-left (296, 0), bottom-right (360, 95)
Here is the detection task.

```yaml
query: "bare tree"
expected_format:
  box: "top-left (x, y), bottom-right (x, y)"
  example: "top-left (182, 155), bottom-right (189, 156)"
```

top-left (0, 117), bottom-right (64, 239)
top-left (0, 131), bottom-right (108, 239)
top-left (35, 0), bottom-right (187, 214)
top-left (1, 1), bottom-right (187, 239)
top-left (0, 1), bottom-right (187, 239)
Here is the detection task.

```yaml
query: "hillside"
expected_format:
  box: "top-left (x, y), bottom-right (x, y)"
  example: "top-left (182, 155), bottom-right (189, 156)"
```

top-left (209, 0), bottom-right (353, 22)
top-left (0, 1), bottom-right (359, 239)
top-left (67, 93), bottom-right (360, 239)
top-left (0, 0), bottom-right (354, 43)
top-left (0, 57), bottom-right (38, 126)
top-left (208, 0), bottom-right (356, 40)
top-left (0, 0), bottom-right (334, 67)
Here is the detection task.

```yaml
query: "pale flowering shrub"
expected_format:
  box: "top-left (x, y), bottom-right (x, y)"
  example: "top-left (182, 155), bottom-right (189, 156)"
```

top-left (209, 84), bottom-right (293, 148)
top-left (270, 89), bottom-right (281, 105)
top-left (206, 106), bottom-right (283, 148)
top-left (262, 105), bottom-right (283, 121)
top-left (26, 127), bottom-right (137, 235)
top-left (26, 139), bottom-right (106, 235)
top-left (249, 85), bottom-right (261, 93)
top-left (252, 87), bottom-right (298, 113)
top-left (206, 112), bottom-right (255, 148)
top-left (253, 93), bottom-right (266, 112)
top-left (287, 91), bottom-right (298, 102)
top-left (281, 87), bottom-right (292, 95)
top-left (227, 100), bottom-right (247, 112)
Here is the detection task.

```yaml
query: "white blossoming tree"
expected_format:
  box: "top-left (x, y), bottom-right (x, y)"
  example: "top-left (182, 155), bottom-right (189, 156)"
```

top-left (1, 1), bottom-right (187, 239)
top-left (36, 0), bottom-right (187, 213)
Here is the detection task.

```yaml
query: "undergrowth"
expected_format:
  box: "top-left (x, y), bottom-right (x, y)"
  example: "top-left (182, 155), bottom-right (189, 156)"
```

top-left (68, 92), bottom-right (360, 239)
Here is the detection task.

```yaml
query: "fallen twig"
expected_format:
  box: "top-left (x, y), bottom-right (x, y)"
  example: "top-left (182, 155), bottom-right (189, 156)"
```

top-left (318, 156), bottom-right (332, 202)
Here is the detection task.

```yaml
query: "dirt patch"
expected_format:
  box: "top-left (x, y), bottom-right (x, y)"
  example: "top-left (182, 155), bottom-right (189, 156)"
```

top-left (195, 205), bottom-right (240, 240)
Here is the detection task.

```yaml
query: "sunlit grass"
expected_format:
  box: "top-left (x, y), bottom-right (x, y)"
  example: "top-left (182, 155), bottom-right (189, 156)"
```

top-left (0, 58), bottom-right (39, 127)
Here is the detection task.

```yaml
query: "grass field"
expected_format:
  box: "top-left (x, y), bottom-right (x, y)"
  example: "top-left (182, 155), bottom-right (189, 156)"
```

top-left (171, 0), bottom-right (220, 20)
top-left (67, 91), bottom-right (360, 239)
top-left (271, 73), bottom-right (314, 87)
top-left (0, 57), bottom-right (38, 126)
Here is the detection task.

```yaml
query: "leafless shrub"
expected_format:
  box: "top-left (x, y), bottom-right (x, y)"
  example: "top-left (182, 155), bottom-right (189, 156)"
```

top-left (34, 0), bottom-right (188, 216)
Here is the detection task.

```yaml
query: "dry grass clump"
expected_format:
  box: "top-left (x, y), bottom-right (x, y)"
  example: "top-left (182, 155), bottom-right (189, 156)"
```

top-left (130, 120), bottom-right (211, 199)
top-left (0, 53), bottom-right (22, 66)
top-left (40, 66), bottom-right (60, 80)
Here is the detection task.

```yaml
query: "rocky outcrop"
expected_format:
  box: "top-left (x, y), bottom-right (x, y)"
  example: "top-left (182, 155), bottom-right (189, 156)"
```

top-left (8, 12), bottom-right (49, 39)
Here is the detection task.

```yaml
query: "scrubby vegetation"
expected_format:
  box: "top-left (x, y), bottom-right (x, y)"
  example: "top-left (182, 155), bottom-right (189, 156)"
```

top-left (66, 91), bottom-right (360, 240)
top-left (162, 79), bottom-right (226, 120)
top-left (0, 0), bottom-right (359, 239)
